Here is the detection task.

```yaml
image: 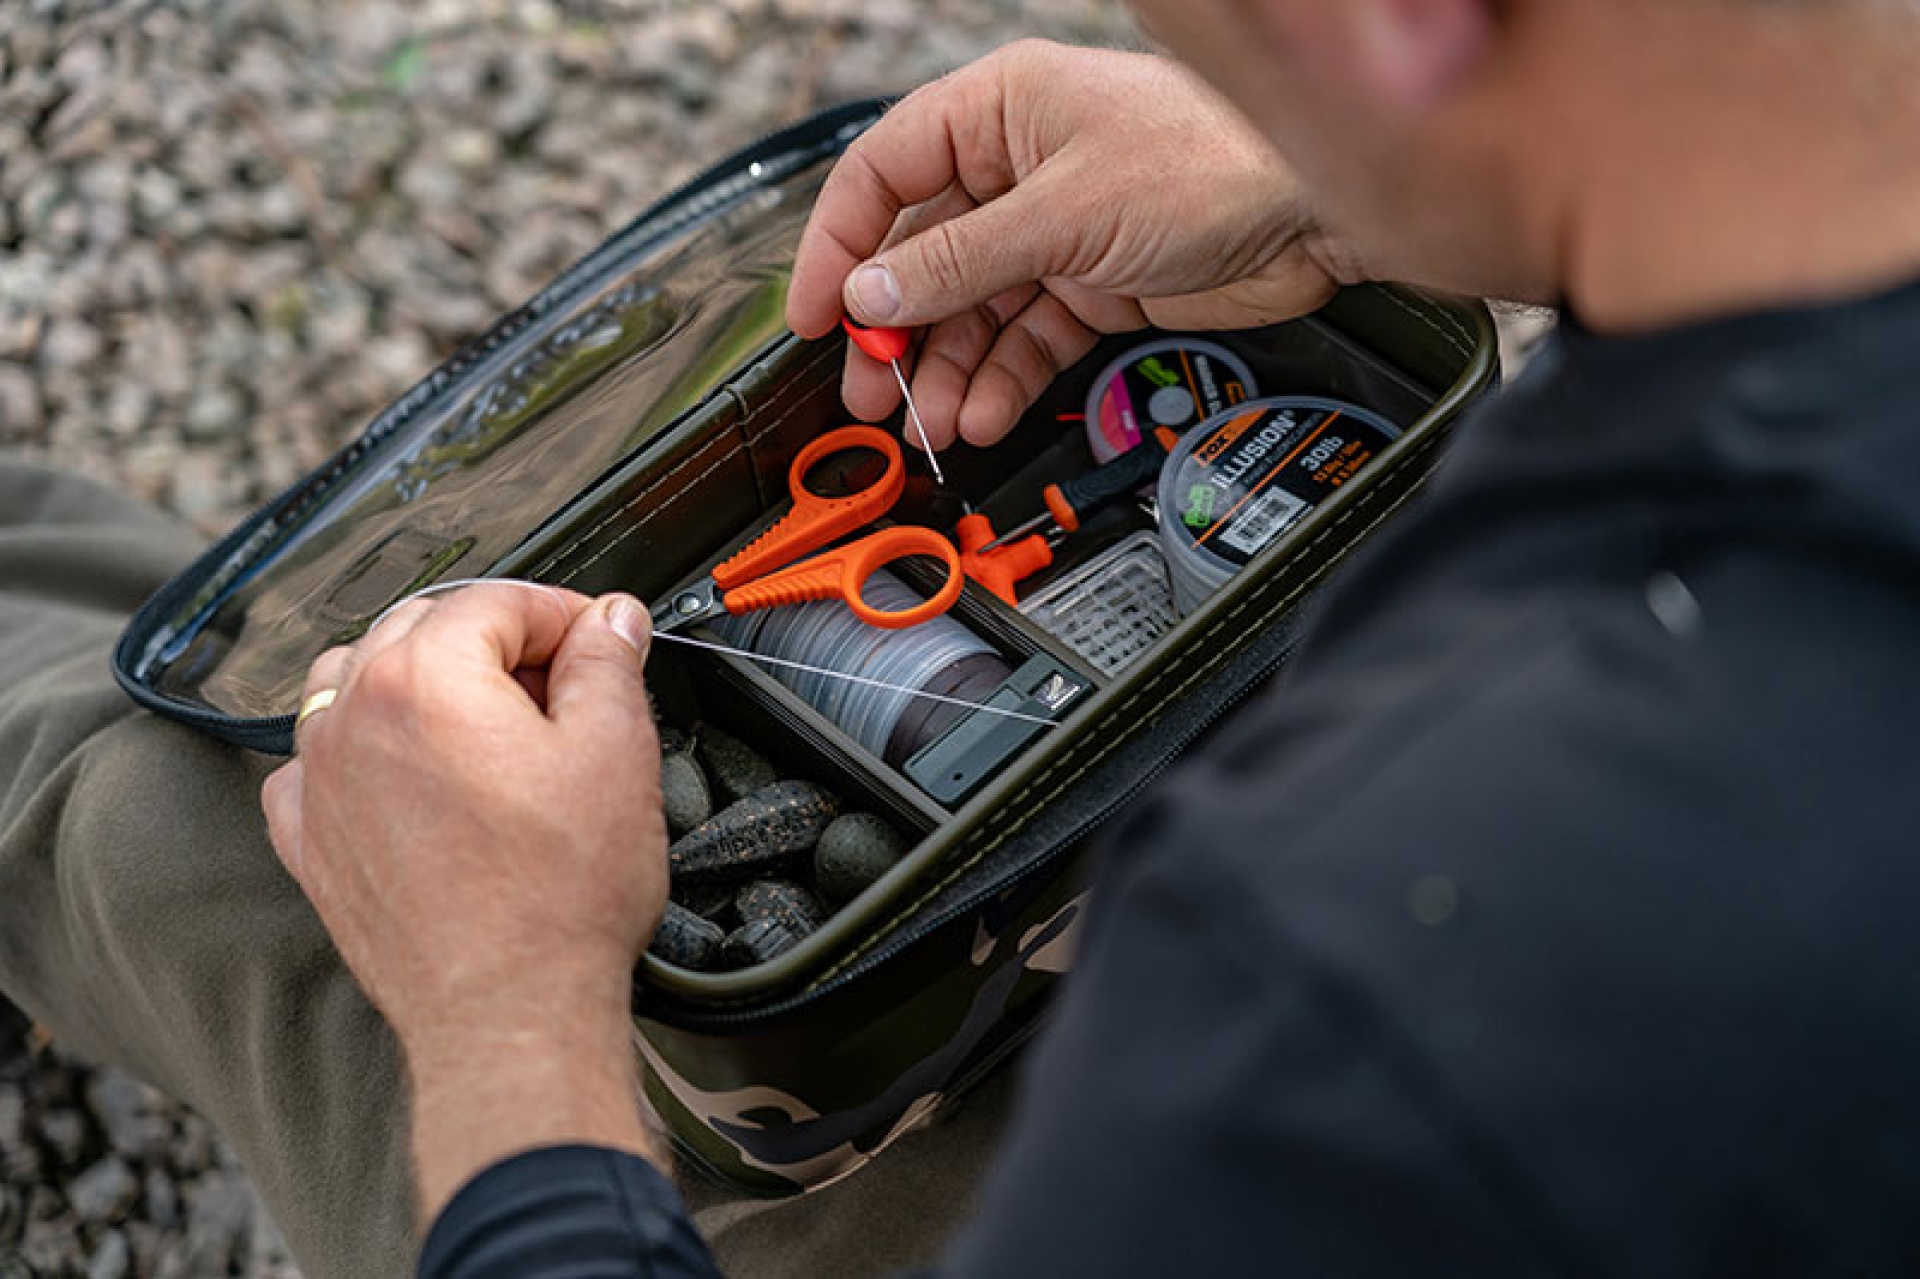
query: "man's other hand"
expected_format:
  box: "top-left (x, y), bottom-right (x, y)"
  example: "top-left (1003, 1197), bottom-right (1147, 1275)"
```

top-left (261, 583), bottom-right (668, 1214)
top-left (787, 41), bottom-right (1361, 450)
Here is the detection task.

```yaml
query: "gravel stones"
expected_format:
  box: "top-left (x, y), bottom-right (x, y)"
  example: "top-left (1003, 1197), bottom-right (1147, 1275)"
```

top-left (38, 1106), bottom-right (88, 1172)
top-left (86, 1070), bottom-right (171, 1162)
top-left (87, 1229), bottom-right (131, 1279)
top-left (0, 0), bottom-right (1137, 536)
top-left (0, 1028), bottom-right (285, 1279)
top-left (171, 1169), bottom-right (257, 1276)
top-left (0, 1086), bottom-right (29, 1175)
top-left (67, 1156), bottom-right (137, 1224)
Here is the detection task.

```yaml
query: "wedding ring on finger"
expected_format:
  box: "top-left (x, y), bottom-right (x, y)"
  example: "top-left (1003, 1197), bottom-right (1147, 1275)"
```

top-left (295, 687), bottom-right (339, 733)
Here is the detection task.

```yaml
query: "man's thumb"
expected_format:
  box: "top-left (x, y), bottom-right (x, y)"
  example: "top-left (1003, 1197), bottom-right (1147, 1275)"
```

top-left (545, 594), bottom-right (653, 735)
top-left (846, 182), bottom-right (1065, 329)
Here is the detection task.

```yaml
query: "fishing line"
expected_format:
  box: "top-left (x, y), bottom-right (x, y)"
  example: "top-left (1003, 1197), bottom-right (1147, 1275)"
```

top-left (651, 631), bottom-right (1057, 730)
top-left (370, 577), bottom-right (1059, 732)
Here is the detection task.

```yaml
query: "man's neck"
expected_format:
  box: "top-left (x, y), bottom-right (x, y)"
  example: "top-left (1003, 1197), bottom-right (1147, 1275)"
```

top-left (1545, 4), bottom-right (1920, 333)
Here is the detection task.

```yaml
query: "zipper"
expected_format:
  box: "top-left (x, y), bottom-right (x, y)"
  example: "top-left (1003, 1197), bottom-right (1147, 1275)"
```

top-left (649, 629), bottom-right (1300, 1029)
top-left (117, 100), bottom-right (889, 737)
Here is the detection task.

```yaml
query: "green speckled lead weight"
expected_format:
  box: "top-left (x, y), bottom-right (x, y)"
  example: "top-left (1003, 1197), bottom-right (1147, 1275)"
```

top-left (670, 880), bottom-right (737, 926)
top-left (660, 751), bottom-right (714, 837)
top-left (735, 879), bottom-right (826, 934)
top-left (721, 914), bottom-right (811, 968)
top-left (667, 780), bottom-right (840, 885)
top-left (814, 812), bottom-right (910, 904)
top-left (649, 902), bottom-right (726, 971)
top-left (698, 726), bottom-right (781, 804)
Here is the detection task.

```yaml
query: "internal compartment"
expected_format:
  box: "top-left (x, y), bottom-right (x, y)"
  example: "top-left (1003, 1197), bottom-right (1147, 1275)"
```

top-left (652, 499), bottom-right (1099, 814)
top-left (643, 640), bottom-right (941, 974)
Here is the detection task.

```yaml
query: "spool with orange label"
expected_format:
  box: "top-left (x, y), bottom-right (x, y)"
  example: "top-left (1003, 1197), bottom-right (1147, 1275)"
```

top-left (1156, 396), bottom-right (1402, 615)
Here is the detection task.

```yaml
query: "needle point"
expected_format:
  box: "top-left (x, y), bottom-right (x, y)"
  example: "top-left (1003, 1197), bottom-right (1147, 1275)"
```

top-left (891, 359), bottom-right (946, 486)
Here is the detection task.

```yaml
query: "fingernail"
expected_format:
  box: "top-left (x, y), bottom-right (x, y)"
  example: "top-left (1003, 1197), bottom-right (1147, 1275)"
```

top-left (849, 264), bottom-right (902, 324)
top-left (607, 596), bottom-right (651, 656)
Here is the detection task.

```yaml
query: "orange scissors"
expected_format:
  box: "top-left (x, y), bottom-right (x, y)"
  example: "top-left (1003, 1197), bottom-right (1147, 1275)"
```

top-left (652, 425), bottom-right (964, 634)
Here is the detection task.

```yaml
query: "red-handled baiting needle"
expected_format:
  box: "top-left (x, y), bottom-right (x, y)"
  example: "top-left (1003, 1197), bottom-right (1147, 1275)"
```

top-left (843, 318), bottom-right (946, 486)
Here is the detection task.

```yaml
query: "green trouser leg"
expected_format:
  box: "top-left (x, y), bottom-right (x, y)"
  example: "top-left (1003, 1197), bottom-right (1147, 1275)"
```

top-left (0, 457), bottom-right (1002, 1278)
top-left (0, 458), bottom-right (418, 1275)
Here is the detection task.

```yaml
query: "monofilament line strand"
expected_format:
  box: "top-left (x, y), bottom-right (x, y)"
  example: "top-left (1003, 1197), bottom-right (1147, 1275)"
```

top-left (653, 631), bottom-right (1058, 729)
top-left (374, 578), bottom-right (1054, 730)
top-left (891, 361), bottom-right (946, 486)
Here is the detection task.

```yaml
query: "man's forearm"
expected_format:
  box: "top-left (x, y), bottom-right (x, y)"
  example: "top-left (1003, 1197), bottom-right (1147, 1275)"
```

top-left (405, 992), bottom-right (728, 1279)
top-left (406, 982), bottom-right (661, 1221)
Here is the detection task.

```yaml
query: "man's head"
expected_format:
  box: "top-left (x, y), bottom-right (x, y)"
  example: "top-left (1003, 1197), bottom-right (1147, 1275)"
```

top-left (1130, 0), bottom-right (1920, 327)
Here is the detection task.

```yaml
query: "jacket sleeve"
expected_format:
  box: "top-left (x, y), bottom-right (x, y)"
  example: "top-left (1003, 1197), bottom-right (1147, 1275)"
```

top-left (419, 1145), bottom-right (722, 1279)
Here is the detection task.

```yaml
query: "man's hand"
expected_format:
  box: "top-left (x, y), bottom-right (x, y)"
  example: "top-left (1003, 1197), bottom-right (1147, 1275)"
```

top-left (260, 583), bottom-right (668, 1215)
top-left (788, 40), bottom-right (1362, 450)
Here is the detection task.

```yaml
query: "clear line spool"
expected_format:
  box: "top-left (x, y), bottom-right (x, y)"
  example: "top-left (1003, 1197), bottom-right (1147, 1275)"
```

top-left (1157, 396), bottom-right (1403, 616)
top-left (715, 570), bottom-right (1010, 767)
top-left (1084, 338), bottom-right (1258, 464)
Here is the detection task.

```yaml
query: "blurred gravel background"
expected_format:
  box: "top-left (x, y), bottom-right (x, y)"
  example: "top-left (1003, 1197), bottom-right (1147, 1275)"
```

top-left (1, 3), bottom-right (1138, 1275)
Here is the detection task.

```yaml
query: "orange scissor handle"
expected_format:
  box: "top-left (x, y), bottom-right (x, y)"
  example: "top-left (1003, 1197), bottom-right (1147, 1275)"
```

top-left (719, 524), bottom-right (965, 630)
top-left (711, 426), bottom-right (906, 591)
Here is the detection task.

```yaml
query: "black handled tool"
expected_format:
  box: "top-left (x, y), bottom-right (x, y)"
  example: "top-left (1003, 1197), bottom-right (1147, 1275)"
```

top-left (982, 427), bottom-right (1178, 552)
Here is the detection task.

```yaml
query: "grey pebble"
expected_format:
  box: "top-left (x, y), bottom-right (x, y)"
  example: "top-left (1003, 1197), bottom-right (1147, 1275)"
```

top-left (67, 1156), bottom-right (138, 1224)
top-left (172, 1170), bottom-right (256, 1276)
top-left (0, 1084), bottom-right (27, 1161)
top-left (19, 1214), bottom-right (80, 1276)
top-left (169, 1113), bottom-right (214, 1176)
top-left (86, 1229), bottom-right (131, 1279)
top-left (697, 726), bottom-right (779, 804)
top-left (37, 1105), bottom-right (87, 1171)
top-left (87, 1070), bottom-right (169, 1161)
top-left (143, 1167), bottom-right (179, 1229)
top-left (659, 751), bottom-right (713, 838)
top-left (815, 813), bottom-right (910, 904)
top-left (0, 363), bottom-right (43, 441)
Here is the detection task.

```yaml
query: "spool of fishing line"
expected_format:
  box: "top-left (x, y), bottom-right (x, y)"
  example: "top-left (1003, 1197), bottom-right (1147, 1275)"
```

top-left (1157, 396), bottom-right (1403, 616)
top-left (1084, 339), bottom-right (1258, 464)
top-left (714, 570), bottom-right (1011, 767)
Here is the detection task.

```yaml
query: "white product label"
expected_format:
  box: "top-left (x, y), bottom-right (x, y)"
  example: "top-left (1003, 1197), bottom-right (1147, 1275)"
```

top-left (1217, 487), bottom-right (1308, 558)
